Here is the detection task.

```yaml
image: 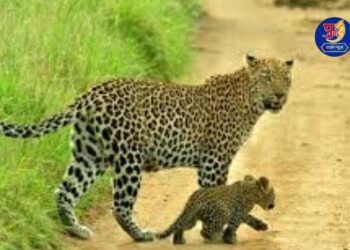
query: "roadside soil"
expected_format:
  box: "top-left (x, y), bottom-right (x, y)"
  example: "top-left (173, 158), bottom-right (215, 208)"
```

top-left (67, 0), bottom-right (350, 249)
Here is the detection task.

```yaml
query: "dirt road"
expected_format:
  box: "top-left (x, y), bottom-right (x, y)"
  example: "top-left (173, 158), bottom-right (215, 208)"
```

top-left (67, 0), bottom-right (350, 249)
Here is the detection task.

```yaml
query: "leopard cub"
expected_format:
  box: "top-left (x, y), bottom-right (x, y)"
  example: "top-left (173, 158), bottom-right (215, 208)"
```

top-left (156, 175), bottom-right (275, 244)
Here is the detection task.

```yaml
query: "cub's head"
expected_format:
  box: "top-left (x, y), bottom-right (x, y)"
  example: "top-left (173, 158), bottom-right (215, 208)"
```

top-left (244, 175), bottom-right (275, 210)
top-left (245, 53), bottom-right (294, 113)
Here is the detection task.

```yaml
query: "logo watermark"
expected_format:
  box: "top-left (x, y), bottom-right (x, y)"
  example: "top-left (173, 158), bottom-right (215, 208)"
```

top-left (315, 17), bottom-right (350, 57)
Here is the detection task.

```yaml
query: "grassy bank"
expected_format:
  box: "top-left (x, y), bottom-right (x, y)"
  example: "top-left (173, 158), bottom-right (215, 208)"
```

top-left (0, 1), bottom-right (199, 249)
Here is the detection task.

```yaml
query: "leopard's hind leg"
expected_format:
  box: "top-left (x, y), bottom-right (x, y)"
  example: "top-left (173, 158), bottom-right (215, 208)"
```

top-left (56, 121), bottom-right (107, 239)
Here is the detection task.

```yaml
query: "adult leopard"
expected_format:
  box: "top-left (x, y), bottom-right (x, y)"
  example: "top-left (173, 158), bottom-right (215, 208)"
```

top-left (0, 53), bottom-right (293, 241)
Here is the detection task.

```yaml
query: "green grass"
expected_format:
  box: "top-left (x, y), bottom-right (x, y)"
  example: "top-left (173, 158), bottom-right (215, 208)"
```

top-left (0, 1), bottom-right (200, 249)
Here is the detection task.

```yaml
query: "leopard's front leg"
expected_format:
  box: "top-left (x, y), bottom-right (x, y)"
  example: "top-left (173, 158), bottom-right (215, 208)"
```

top-left (197, 149), bottom-right (236, 243)
top-left (198, 152), bottom-right (232, 244)
top-left (197, 151), bottom-right (231, 188)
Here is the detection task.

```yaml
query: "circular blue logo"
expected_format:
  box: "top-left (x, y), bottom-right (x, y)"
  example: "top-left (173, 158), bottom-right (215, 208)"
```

top-left (315, 17), bottom-right (350, 57)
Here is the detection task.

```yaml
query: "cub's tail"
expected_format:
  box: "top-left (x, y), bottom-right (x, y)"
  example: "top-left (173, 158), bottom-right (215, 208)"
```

top-left (155, 208), bottom-right (196, 240)
top-left (0, 104), bottom-right (76, 138)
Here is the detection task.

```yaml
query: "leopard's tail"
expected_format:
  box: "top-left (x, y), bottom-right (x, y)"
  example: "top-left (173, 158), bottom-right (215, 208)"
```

top-left (155, 208), bottom-right (197, 240)
top-left (0, 103), bottom-right (77, 138)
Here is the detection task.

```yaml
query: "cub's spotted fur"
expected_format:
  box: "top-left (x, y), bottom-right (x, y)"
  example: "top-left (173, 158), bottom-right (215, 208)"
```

top-left (156, 175), bottom-right (275, 244)
top-left (0, 54), bottom-right (292, 241)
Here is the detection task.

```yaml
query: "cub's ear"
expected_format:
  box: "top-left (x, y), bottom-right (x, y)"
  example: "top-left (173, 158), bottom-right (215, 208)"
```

top-left (285, 58), bottom-right (294, 69)
top-left (244, 175), bottom-right (255, 182)
top-left (245, 52), bottom-right (258, 67)
top-left (257, 176), bottom-right (270, 193)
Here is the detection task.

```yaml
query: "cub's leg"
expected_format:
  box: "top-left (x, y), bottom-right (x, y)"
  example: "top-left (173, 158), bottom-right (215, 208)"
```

top-left (225, 215), bottom-right (240, 241)
top-left (111, 144), bottom-right (153, 242)
top-left (222, 226), bottom-right (237, 244)
top-left (200, 220), bottom-right (224, 242)
top-left (242, 214), bottom-right (268, 231)
top-left (56, 123), bottom-right (106, 239)
top-left (173, 230), bottom-right (185, 245)
top-left (172, 218), bottom-right (197, 245)
top-left (199, 207), bottom-right (225, 242)
top-left (223, 215), bottom-right (240, 244)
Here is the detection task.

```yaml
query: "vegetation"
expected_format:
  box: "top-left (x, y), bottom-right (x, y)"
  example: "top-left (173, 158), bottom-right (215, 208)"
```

top-left (0, 1), bottom-right (199, 249)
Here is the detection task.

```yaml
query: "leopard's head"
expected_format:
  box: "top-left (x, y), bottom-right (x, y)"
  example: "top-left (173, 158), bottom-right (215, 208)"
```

top-left (245, 53), bottom-right (294, 113)
top-left (244, 175), bottom-right (275, 211)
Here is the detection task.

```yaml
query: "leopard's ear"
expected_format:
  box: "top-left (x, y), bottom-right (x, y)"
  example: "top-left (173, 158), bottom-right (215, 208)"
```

top-left (245, 52), bottom-right (258, 67)
top-left (257, 176), bottom-right (270, 193)
top-left (244, 174), bottom-right (255, 182)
